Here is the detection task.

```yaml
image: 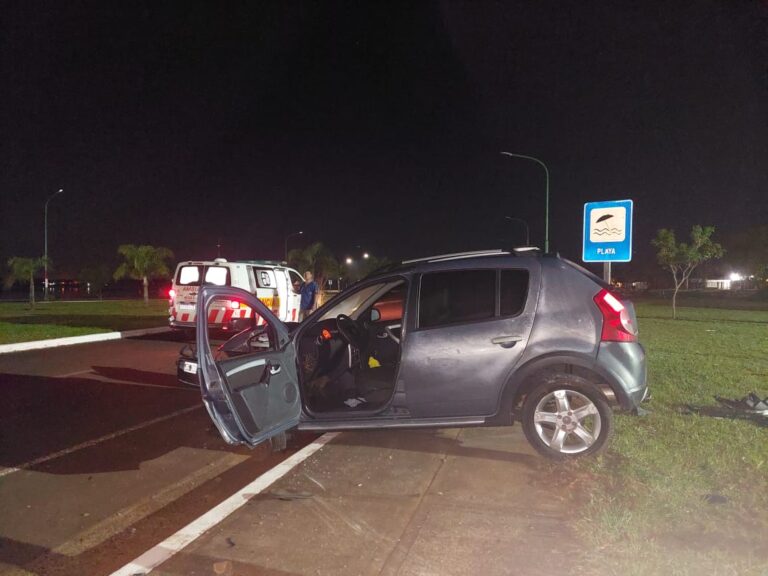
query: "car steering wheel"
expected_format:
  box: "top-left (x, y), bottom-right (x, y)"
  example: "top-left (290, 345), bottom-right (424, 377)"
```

top-left (336, 314), bottom-right (367, 348)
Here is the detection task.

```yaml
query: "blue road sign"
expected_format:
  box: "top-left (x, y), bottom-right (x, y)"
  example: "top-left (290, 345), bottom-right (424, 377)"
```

top-left (582, 199), bottom-right (633, 262)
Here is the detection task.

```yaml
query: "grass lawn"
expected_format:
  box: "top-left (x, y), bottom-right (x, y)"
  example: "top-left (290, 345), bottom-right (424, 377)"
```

top-left (577, 302), bottom-right (768, 575)
top-left (0, 300), bottom-right (168, 344)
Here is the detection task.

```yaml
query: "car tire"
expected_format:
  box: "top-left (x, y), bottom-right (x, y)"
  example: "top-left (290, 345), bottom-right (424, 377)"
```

top-left (521, 375), bottom-right (613, 460)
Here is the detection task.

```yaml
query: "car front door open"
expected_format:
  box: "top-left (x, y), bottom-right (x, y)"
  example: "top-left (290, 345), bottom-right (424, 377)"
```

top-left (196, 285), bottom-right (301, 446)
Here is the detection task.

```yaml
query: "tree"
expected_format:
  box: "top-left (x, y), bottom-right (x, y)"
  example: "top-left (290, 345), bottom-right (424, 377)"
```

top-left (113, 244), bottom-right (174, 305)
top-left (652, 225), bottom-right (724, 319)
top-left (5, 257), bottom-right (46, 308)
top-left (287, 242), bottom-right (339, 290)
top-left (79, 265), bottom-right (111, 299)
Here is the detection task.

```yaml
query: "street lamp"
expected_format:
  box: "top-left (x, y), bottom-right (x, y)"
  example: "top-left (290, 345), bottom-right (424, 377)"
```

top-left (503, 216), bottom-right (530, 247)
top-left (345, 257), bottom-right (353, 265)
top-left (500, 152), bottom-right (550, 252)
top-left (284, 230), bottom-right (303, 261)
top-left (44, 188), bottom-right (64, 300)
top-left (363, 252), bottom-right (370, 259)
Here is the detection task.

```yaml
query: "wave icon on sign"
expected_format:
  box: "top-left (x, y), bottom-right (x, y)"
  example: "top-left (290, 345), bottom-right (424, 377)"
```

top-left (593, 228), bottom-right (623, 236)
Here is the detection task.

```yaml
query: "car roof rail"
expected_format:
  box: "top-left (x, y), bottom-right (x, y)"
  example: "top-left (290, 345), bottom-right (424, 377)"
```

top-left (513, 246), bottom-right (541, 253)
top-left (402, 249), bottom-right (511, 264)
top-left (240, 260), bottom-right (286, 267)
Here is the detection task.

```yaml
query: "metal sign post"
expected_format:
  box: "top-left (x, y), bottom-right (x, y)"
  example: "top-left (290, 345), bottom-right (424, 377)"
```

top-left (583, 199), bottom-right (633, 283)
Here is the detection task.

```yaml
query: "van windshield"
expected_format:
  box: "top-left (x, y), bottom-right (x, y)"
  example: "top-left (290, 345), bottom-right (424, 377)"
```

top-left (175, 265), bottom-right (230, 287)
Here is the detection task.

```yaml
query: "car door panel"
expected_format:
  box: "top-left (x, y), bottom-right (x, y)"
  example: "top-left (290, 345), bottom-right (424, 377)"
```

top-left (399, 265), bottom-right (540, 418)
top-left (399, 315), bottom-right (534, 417)
top-left (196, 285), bottom-right (300, 446)
top-left (217, 352), bottom-right (300, 440)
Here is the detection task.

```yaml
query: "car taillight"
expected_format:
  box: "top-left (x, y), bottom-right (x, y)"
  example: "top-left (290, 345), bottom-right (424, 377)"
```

top-left (593, 289), bottom-right (637, 342)
top-left (168, 289), bottom-right (176, 301)
top-left (229, 300), bottom-right (240, 309)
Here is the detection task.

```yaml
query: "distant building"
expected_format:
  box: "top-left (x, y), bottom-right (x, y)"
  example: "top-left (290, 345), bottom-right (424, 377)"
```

top-left (705, 278), bottom-right (732, 290)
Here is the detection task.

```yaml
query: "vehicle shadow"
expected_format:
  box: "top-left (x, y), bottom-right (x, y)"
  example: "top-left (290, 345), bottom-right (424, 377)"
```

top-left (331, 428), bottom-right (543, 468)
top-left (90, 365), bottom-right (182, 387)
top-left (0, 372), bottom-right (217, 474)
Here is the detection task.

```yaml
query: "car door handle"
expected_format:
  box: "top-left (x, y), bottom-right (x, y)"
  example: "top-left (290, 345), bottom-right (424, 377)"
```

top-left (491, 335), bottom-right (523, 345)
top-left (258, 362), bottom-right (281, 386)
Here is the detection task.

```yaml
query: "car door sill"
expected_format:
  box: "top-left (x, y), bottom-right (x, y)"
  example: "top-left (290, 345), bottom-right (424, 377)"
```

top-left (298, 415), bottom-right (487, 431)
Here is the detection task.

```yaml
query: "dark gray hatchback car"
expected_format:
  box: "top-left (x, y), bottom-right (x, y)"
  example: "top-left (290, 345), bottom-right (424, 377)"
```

top-left (193, 249), bottom-right (647, 459)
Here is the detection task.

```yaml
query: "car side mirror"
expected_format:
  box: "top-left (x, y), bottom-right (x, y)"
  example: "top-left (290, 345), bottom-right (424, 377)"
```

top-left (370, 308), bottom-right (381, 322)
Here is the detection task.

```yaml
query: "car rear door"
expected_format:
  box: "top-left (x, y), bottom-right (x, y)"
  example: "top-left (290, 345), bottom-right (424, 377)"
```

top-left (196, 285), bottom-right (301, 446)
top-left (173, 264), bottom-right (203, 323)
top-left (398, 264), bottom-right (539, 418)
top-left (273, 268), bottom-right (290, 320)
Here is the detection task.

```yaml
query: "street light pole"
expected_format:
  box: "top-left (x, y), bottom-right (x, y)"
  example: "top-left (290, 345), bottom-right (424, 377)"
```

top-left (500, 152), bottom-right (550, 252)
top-left (284, 230), bottom-right (303, 262)
top-left (44, 188), bottom-right (64, 300)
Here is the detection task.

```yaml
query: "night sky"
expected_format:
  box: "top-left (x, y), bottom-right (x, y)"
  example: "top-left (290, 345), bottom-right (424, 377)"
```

top-left (2, 1), bottom-right (767, 280)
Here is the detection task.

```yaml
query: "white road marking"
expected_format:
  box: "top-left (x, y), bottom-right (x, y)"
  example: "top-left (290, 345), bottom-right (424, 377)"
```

top-left (58, 369), bottom-right (95, 378)
top-left (57, 369), bottom-right (198, 392)
top-left (0, 326), bottom-right (171, 355)
top-left (109, 432), bottom-right (340, 576)
top-left (0, 405), bottom-right (202, 478)
top-left (88, 377), bottom-right (198, 392)
top-left (54, 451), bottom-right (249, 557)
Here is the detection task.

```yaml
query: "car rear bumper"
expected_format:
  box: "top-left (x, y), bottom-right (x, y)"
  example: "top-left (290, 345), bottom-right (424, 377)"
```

top-left (596, 341), bottom-right (648, 412)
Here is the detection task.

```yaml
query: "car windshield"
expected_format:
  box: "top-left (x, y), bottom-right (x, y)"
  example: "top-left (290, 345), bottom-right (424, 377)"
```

top-left (319, 281), bottom-right (402, 321)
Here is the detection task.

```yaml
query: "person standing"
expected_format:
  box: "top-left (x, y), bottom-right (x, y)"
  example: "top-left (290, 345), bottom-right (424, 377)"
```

top-left (299, 270), bottom-right (318, 321)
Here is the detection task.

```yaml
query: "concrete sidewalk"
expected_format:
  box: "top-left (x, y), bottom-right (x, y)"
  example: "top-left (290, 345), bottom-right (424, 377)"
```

top-left (152, 426), bottom-right (584, 576)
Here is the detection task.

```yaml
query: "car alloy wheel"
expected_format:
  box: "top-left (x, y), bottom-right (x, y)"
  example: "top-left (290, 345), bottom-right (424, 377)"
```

top-left (521, 376), bottom-right (613, 459)
top-left (533, 389), bottom-right (600, 454)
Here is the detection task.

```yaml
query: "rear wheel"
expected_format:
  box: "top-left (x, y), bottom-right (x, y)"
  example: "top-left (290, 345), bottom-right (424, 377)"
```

top-left (521, 375), bottom-right (613, 460)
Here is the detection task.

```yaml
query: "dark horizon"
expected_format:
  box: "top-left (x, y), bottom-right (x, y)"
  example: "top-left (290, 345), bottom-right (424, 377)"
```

top-left (2, 1), bottom-right (767, 282)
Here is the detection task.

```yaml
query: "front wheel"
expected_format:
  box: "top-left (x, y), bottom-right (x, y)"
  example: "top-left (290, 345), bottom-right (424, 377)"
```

top-left (521, 376), bottom-right (613, 460)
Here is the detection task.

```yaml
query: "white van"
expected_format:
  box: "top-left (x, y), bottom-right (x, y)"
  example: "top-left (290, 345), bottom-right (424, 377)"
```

top-left (169, 259), bottom-right (304, 332)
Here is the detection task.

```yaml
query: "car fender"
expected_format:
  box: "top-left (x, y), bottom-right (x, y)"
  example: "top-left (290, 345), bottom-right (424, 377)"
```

top-left (490, 351), bottom-right (634, 423)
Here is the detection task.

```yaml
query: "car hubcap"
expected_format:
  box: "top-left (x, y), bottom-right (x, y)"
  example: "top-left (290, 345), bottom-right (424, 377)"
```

top-left (533, 389), bottom-right (601, 454)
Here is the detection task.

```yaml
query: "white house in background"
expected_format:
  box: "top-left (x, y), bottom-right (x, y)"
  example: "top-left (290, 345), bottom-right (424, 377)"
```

top-left (706, 278), bottom-right (732, 290)
top-left (705, 273), bottom-right (744, 290)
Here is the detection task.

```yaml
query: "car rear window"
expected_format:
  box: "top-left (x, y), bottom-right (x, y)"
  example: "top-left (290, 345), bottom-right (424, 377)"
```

top-left (175, 265), bottom-right (230, 287)
top-left (562, 259), bottom-right (611, 290)
top-left (177, 266), bottom-right (200, 285)
top-left (204, 266), bottom-right (229, 286)
top-left (419, 270), bottom-right (496, 329)
top-left (500, 269), bottom-right (529, 316)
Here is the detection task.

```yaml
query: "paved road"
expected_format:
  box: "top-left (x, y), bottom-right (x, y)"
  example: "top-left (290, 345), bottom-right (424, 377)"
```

top-left (0, 332), bottom-right (316, 576)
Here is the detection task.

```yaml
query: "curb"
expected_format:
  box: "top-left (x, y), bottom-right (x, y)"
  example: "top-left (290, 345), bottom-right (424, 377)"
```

top-left (0, 326), bottom-right (172, 354)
